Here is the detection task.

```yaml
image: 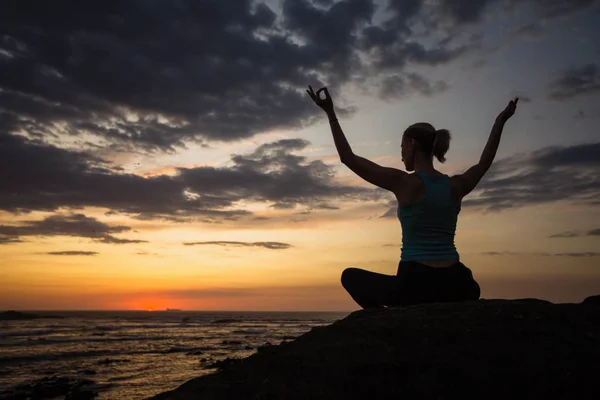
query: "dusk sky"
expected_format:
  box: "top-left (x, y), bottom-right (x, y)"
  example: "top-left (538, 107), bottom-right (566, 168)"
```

top-left (1, 0), bottom-right (599, 311)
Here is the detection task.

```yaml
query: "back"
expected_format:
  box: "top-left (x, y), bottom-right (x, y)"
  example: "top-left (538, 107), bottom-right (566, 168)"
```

top-left (397, 172), bottom-right (461, 261)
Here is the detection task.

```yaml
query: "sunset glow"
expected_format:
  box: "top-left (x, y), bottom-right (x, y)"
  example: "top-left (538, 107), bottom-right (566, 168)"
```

top-left (1, 0), bottom-right (599, 311)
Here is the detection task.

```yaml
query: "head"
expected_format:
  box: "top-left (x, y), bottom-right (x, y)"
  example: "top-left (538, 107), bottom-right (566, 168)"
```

top-left (401, 122), bottom-right (451, 171)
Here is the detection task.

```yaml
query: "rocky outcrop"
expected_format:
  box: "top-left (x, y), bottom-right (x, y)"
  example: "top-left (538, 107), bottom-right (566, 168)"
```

top-left (0, 311), bottom-right (64, 320)
top-left (149, 296), bottom-right (600, 400)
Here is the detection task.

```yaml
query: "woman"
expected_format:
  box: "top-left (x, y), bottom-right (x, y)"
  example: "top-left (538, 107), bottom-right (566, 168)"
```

top-left (306, 85), bottom-right (518, 308)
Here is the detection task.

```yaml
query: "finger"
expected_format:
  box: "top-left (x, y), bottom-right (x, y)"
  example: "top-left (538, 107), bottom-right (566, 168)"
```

top-left (308, 85), bottom-right (316, 97)
top-left (324, 87), bottom-right (331, 99)
top-left (316, 88), bottom-right (325, 100)
top-left (514, 97), bottom-right (519, 105)
top-left (306, 90), bottom-right (315, 100)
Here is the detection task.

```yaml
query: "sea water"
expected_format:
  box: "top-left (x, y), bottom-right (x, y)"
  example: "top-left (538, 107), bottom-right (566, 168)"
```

top-left (0, 310), bottom-right (348, 399)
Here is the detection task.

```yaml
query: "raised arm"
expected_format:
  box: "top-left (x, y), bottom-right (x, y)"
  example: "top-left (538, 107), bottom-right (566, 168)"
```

top-left (306, 85), bottom-right (406, 192)
top-left (457, 98), bottom-right (519, 197)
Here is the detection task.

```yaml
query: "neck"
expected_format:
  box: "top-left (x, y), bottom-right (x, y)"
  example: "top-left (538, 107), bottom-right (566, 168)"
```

top-left (413, 154), bottom-right (437, 174)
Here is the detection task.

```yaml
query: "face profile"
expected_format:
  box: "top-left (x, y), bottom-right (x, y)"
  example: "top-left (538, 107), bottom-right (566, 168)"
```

top-left (401, 136), bottom-right (415, 172)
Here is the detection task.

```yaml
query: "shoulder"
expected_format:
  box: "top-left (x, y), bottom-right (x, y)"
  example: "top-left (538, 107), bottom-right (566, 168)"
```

top-left (449, 174), bottom-right (465, 201)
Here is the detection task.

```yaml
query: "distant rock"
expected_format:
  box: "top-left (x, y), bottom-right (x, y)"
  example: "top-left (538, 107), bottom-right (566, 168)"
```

top-left (0, 311), bottom-right (64, 320)
top-left (95, 358), bottom-right (131, 366)
top-left (0, 376), bottom-right (97, 399)
top-left (149, 297), bottom-right (600, 400)
top-left (221, 340), bottom-right (242, 345)
top-left (211, 319), bottom-right (242, 324)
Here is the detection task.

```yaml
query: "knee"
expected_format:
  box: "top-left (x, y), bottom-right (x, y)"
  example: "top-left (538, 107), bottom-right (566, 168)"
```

top-left (341, 267), bottom-right (359, 290)
top-left (472, 280), bottom-right (481, 300)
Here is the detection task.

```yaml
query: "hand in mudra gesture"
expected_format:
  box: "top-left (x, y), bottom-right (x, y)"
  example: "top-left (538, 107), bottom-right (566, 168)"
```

top-left (306, 85), bottom-right (334, 114)
top-left (498, 97), bottom-right (519, 122)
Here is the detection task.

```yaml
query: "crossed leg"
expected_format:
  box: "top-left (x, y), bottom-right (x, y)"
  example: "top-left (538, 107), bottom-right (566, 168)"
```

top-left (341, 267), bottom-right (398, 309)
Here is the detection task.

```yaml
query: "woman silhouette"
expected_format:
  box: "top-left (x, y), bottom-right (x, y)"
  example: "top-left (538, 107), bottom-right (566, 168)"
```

top-left (307, 85), bottom-right (518, 308)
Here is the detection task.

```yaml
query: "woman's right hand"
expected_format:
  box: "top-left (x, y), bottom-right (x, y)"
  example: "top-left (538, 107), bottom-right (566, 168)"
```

top-left (306, 85), bottom-right (334, 114)
top-left (497, 97), bottom-right (519, 123)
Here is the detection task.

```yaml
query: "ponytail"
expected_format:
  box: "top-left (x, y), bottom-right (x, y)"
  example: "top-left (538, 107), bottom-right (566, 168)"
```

top-left (432, 129), bottom-right (450, 163)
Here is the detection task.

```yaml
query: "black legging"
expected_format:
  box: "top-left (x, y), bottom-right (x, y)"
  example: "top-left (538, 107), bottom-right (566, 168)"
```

top-left (341, 261), bottom-right (480, 309)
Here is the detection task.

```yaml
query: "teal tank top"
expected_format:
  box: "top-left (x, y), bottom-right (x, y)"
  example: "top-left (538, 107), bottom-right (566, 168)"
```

top-left (397, 172), bottom-right (461, 261)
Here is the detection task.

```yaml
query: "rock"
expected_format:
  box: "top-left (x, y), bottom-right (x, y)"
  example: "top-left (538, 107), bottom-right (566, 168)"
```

top-left (66, 389), bottom-right (98, 400)
top-left (583, 294), bottom-right (600, 305)
top-left (2, 376), bottom-right (97, 399)
top-left (79, 369), bottom-right (97, 375)
top-left (96, 358), bottom-right (130, 366)
top-left (148, 298), bottom-right (600, 400)
top-left (0, 311), bottom-right (64, 320)
top-left (212, 319), bottom-right (241, 324)
top-left (204, 358), bottom-right (241, 371)
top-left (222, 340), bottom-right (242, 345)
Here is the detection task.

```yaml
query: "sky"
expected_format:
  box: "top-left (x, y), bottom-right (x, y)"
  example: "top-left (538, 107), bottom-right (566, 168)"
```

top-left (1, 0), bottom-right (599, 311)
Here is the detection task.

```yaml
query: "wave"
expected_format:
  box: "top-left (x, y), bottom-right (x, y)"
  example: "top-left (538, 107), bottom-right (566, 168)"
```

top-left (232, 329), bottom-right (268, 335)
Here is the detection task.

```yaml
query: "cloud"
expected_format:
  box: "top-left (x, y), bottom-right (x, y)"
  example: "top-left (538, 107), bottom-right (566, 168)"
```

top-left (548, 228), bottom-right (600, 238)
top-left (511, 0), bottom-right (598, 40)
top-left (512, 21), bottom-right (546, 40)
top-left (0, 213), bottom-right (145, 244)
top-left (45, 251), bottom-right (98, 256)
top-left (4, 0), bottom-right (561, 153)
top-left (531, 0), bottom-right (599, 20)
top-left (0, 235), bottom-right (22, 245)
top-left (548, 231), bottom-right (580, 238)
top-left (547, 63), bottom-right (600, 101)
top-left (379, 73), bottom-right (449, 101)
top-left (0, 133), bottom-right (385, 221)
top-left (462, 142), bottom-right (600, 212)
top-left (481, 251), bottom-right (600, 257)
top-left (183, 241), bottom-right (292, 250)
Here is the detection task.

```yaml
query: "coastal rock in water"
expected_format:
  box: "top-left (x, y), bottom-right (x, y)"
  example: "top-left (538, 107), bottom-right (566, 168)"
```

top-left (0, 311), bottom-right (63, 320)
top-left (149, 297), bottom-right (600, 400)
top-left (1, 376), bottom-right (97, 400)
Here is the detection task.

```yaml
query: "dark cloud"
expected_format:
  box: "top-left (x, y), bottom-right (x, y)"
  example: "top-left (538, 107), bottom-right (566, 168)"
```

top-left (548, 229), bottom-right (600, 238)
top-left (2, 0), bottom-right (546, 152)
top-left (379, 73), bottom-right (449, 100)
top-left (183, 241), bottom-right (292, 250)
top-left (462, 142), bottom-right (600, 212)
top-left (532, 0), bottom-right (599, 20)
top-left (0, 0), bottom-right (362, 150)
top-left (548, 231), bottom-right (580, 238)
top-left (0, 235), bottom-right (22, 245)
top-left (547, 64), bottom-right (600, 101)
top-left (0, 133), bottom-right (385, 221)
top-left (0, 213), bottom-right (144, 244)
top-left (45, 251), bottom-right (98, 256)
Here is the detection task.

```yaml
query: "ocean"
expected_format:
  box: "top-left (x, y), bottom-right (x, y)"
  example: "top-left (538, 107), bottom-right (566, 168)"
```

top-left (0, 310), bottom-right (348, 399)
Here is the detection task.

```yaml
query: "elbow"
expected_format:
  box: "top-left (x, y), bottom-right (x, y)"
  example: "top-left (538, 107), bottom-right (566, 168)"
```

top-left (340, 152), bottom-right (355, 165)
